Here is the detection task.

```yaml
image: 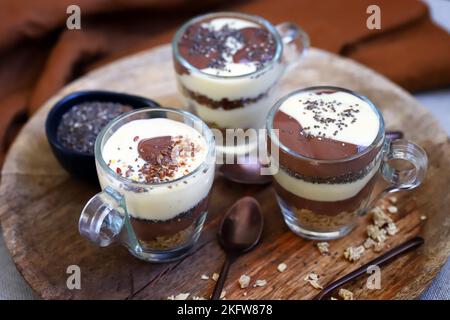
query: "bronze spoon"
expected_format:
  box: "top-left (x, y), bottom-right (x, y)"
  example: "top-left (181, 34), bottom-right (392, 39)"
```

top-left (220, 131), bottom-right (404, 185)
top-left (219, 154), bottom-right (272, 185)
top-left (211, 197), bottom-right (264, 300)
top-left (313, 236), bottom-right (424, 300)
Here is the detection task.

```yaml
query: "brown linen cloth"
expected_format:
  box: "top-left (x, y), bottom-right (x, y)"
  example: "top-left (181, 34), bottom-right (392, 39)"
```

top-left (0, 0), bottom-right (449, 166)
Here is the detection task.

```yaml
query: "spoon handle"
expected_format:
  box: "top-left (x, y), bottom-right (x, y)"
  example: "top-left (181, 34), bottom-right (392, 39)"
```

top-left (313, 236), bottom-right (424, 300)
top-left (211, 255), bottom-right (234, 300)
top-left (385, 130), bottom-right (404, 140)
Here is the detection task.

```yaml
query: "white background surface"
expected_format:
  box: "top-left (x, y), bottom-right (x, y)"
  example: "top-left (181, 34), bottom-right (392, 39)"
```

top-left (0, 0), bottom-right (449, 299)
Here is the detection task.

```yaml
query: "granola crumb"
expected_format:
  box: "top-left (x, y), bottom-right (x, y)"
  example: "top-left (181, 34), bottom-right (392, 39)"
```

top-left (277, 263), bottom-right (287, 273)
top-left (330, 297), bottom-right (338, 300)
top-left (316, 242), bottom-right (330, 255)
top-left (304, 272), bottom-right (323, 290)
top-left (192, 296), bottom-right (206, 300)
top-left (167, 293), bottom-right (190, 300)
top-left (420, 215), bottom-right (427, 221)
top-left (212, 273), bottom-right (219, 281)
top-left (367, 224), bottom-right (387, 243)
top-left (344, 245), bottom-right (365, 262)
top-left (253, 279), bottom-right (267, 287)
top-left (388, 196), bottom-right (397, 204)
top-left (363, 237), bottom-right (376, 249)
top-left (373, 242), bottom-right (385, 253)
top-left (371, 206), bottom-right (392, 227)
top-left (386, 222), bottom-right (398, 236)
top-left (200, 274), bottom-right (209, 280)
top-left (338, 288), bottom-right (354, 300)
top-left (387, 205), bottom-right (398, 214)
top-left (238, 274), bottom-right (251, 289)
top-left (220, 290), bottom-right (226, 299)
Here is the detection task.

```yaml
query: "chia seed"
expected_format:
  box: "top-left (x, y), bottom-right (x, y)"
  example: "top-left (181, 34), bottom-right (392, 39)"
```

top-left (57, 101), bottom-right (132, 154)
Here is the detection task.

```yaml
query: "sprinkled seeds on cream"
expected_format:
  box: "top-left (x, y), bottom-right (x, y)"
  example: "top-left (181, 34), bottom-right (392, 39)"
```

top-left (102, 118), bottom-right (207, 184)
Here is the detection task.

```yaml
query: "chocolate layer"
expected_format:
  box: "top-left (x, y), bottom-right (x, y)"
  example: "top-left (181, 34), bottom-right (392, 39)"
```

top-left (269, 110), bottom-right (382, 178)
top-left (180, 84), bottom-right (269, 110)
top-left (278, 158), bottom-right (380, 184)
top-left (138, 136), bottom-right (172, 164)
top-left (273, 173), bottom-right (378, 216)
top-left (130, 194), bottom-right (210, 240)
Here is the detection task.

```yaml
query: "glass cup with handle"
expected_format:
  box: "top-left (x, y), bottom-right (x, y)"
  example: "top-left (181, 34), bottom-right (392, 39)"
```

top-left (78, 107), bottom-right (216, 262)
top-left (266, 86), bottom-right (428, 240)
top-left (172, 12), bottom-right (310, 183)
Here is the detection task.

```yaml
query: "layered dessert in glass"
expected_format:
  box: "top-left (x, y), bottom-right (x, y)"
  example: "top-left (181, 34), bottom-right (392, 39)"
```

top-left (267, 87), bottom-right (385, 239)
top-left (172, 12), bottom-right (284, 131)
top-left (98, 113), bottom-right (215, 254)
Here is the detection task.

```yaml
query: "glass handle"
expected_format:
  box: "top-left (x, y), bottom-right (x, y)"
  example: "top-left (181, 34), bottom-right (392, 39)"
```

top-left (373, 139), bottom-right (428, 204)
top-left (78, 186), bottom-right (125, 247)
top-left (276, 22), bottom-right (310, 69)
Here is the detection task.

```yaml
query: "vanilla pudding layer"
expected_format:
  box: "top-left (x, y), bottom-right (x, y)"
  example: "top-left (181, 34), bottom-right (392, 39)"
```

top-left (273, 156), bottom-right (382, 202)
top-left (177, 63), bottom-right (283, 102)
top-left (181, 89), bottom-right (277, 129)
top-left (99, 118), bottom-right (214, 221)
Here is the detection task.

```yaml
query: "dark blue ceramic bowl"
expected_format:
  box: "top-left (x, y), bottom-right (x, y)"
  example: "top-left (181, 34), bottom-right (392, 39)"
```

top-left (45, 91), bottom-right (160, 183)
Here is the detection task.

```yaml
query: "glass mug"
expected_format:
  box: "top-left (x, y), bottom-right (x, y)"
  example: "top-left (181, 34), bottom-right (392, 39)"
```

top-left (172, 11), bottom-right (310, 163)
top-left (266, 86), bottom-right (428, 240)
top-left (78, 108), bottom-right (215, 262)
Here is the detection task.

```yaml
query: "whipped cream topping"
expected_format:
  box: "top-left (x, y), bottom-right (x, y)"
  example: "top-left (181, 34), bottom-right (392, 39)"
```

top-left (279, 90), bottom-right (380, 147)
top-left (102, 118), bottom-right (207, 183)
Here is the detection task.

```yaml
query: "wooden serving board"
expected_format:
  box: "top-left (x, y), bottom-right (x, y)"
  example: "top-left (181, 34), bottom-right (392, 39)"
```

top-left (1, 45), bottom-right (449, 300)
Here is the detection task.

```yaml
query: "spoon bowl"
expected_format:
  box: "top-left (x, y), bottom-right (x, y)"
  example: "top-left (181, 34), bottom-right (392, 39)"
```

top-left (219, 163), bottom-right (272, 185)
top-left (219, 152), bottom-right (272, 185)
top-left (219, 196), bottom-right (264, 254)
top-left (211, 197), bottom-right (264, 299)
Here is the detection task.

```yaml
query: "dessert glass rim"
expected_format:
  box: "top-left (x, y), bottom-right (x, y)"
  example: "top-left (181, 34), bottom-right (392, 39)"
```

top-left (95, 107), bottom-right (216, 187)
top-left (266, 85), bottom-right (386, 164)
top-left (172, 11), bottom-right (283, 80)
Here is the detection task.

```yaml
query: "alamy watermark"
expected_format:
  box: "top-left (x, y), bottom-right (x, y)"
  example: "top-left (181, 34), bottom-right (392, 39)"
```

top-left (66, 4), bottom-right (381, 31)
top-left (66, 264), bottom-right (81, 290)
top-left (66, 5), bottom-right (81, 30)
top-left (153, 127), bottom-right (280, 176)
top-left (65, 263), bottom-right (382, 292)
top-left (212, 128), bottom-right (279, 176)
top-left (366, 265), bottom-right (381, 290)
top-left (367, 5), bottom-right (381, 30)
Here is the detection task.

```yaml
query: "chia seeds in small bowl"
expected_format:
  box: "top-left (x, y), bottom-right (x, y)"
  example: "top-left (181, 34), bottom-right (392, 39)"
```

top-left (57, 101), bottom-right (132, 155)
top-left (46, 91), bottom-right (160, 182)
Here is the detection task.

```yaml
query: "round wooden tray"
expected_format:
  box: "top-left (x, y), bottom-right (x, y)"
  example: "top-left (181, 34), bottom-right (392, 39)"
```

top-left (1, 45), bottom-right (449, 300)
